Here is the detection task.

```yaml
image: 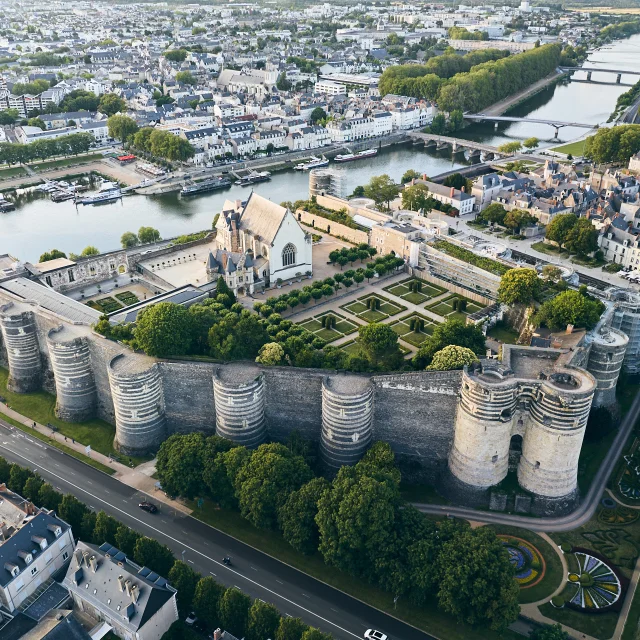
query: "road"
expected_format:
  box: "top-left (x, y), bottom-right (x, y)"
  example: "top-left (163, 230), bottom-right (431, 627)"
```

top-left (0, 418), bottom-right (435, 640)
top-left (413, 383), bottom-right (640, 532)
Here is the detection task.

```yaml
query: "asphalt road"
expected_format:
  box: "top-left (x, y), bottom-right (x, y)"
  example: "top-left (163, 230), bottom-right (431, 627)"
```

top-left (0, 420), bottom-right (435, 640)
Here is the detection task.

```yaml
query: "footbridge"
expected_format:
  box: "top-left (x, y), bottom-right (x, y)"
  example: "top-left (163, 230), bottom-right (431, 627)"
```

top-left (560, 66), bottom-right (640, 85)
top-left (406, 131), bottom-right (501, 159)
top-left (463, 114), bottom-right (598, 137)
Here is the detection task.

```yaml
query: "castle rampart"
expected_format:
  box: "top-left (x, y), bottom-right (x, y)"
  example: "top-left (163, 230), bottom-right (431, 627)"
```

top-left (0, 306), bottom-right (42, 393)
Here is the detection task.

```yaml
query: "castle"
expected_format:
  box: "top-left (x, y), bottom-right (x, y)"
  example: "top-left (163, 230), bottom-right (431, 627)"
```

top-left (0, 270), bottom-right (632, 516)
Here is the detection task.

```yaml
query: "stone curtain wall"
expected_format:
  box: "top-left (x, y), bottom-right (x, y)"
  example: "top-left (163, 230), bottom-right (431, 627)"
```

top-left (297, 209), bottom-right (369, 245)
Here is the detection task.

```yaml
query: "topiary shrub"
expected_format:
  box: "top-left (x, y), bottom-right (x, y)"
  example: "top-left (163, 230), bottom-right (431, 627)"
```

top-left (551, 596), bottom-right (565, 608)
top-left (560, 542), bottom-right (572, 554)
top-left (451, 298), bottom-right (459, 311)
top-left (459, 299), bottom-right (467, 312)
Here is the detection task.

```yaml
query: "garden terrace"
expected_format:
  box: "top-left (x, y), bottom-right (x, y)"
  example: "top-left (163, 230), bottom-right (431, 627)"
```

top-left (295, 199), bottom-right (368, 232)
top-left (431, 239), bottom-right (512, 276)
top-left (383, 277), bottom-right (446, 305)
top-left (390, 313), bottom-right (441, 348)
top-left (86, 296), bottom-right (124, 314)
top-left (340, 293), bottom-right (407, 323)
top-left (297, 311), bottom-right (360, 343)
top-left (426, 293), bottom-right (485, 321)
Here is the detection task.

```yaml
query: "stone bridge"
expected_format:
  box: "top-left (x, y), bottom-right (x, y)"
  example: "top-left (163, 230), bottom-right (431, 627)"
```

top-left (406, 131), bottom-right (502, 159)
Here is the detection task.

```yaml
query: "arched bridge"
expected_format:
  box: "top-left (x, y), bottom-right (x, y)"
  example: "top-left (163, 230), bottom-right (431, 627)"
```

top-left (462, 114), bottom-right (598, 137)
top-left (407, 131), bottom-right (501, 158)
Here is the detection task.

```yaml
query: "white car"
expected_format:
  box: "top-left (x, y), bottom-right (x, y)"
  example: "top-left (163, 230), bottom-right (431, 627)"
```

top-left (364, 631), bottom-right (387, 640)
top-left (185, 612), bottom-right (197, 626)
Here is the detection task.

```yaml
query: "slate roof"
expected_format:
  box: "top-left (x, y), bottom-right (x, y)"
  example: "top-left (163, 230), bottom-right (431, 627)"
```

top-left (238, 192), bottom-right (289, 244)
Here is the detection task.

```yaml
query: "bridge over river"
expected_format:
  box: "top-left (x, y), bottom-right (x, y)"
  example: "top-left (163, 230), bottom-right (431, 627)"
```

top-left (462, 114), bottom-right (598, 137)
top-left (406, 131), bottom-right (502, 159)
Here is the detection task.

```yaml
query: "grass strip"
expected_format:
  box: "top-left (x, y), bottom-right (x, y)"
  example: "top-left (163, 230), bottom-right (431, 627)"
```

top-left (0, 412), bottom-right (115, 475)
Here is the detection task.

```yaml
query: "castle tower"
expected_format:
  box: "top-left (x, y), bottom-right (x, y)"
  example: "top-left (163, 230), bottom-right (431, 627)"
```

top-left (448, 366), bottom-right (519, 491)
top-left (213, 363), bottom-right (266, 448)
top-left (47, 327), bottom-right (97, 422)
top-left (0, 308), bottom-right (42, 393)
top-left (518, 368), bottom-right (595, 512)
top-left (587, 328), bottom-right (628, 408)
top-left (321, 375), bottom-right (373, 470)
top-left (108, 354), bottom-right (166, 455)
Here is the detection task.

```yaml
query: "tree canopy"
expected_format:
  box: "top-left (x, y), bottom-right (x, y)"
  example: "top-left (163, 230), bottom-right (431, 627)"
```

top-left (498, 268), bottom-right (541, 305)
top-left (134, 302), bottom-right (194, 357)
top-left (413, 319), bottom-right (486, 369)
top-left (534, 289), bottom-right (605, 331)
top-left (363, 174), bottom-right (400, 211)
top-left (427, 345), bottom-right (479, 371)
top-left (584, 124), bottom-right (640, 164)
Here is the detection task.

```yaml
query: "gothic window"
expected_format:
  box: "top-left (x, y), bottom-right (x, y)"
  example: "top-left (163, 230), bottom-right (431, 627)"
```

top-left (282, 243), bottom-right (297, 267)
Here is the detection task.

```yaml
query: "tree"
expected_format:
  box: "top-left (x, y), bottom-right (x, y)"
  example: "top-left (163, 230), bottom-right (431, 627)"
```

top-left (401, 169), bottom-right (421, 184)
top-left (276, 73), bottom-right (292, 91)
top-left (256, 342), bottom-right (285, 366)
top-left (81, 245), bottom-right (100, 257)
top-left (0, 109), bottom-right (20, 125)
top-left (523, 137), bottom-right (540, 150)
top-left (235, 443), bottom-right (313, 530)
top-left (498, 268), bottom-right (540, 305)
top-left (247, 600), bottom-right (281, 640)
top-left (279, 477), bottom-right (328, 554)
top-left (133, 537), bottom-right (174, 576)
top-left (276, 616), bottom-right (308, 640)
top-left (27, 117), bottom-right (45, 130)
top-left (541, 265), bottom-right (563, 283)
top-left (430, 113), bottom-right (447, 134)
top-left (530, 624), bottom-right (570, 640)
top-left (219, 587), bottom-right (252, 638)
top-left (564, 218), bottom-right (598, 256)
top-left (58, 494), bottom-right (88, 532)
top-left (121, 231), bottom-right (139, 248)
top-left (22, 475), bottom-right (43, 503)
top-left (301, 630), bottom-right (333, 640)
top-left (138, 226), bottom-right (161, 243)
top-left (107, 114), bottom-right (138, 142)
top-left (309, 107), bottom-right (326, 124)
top-left (38, 483), bottom-right (62, 511)
top-left (413, 319), bottom-right (485, 369)
top-left (363, 174), bottom-right (399, 211)
top-left (401, 183), bottom-right (431, 212)
top-left (545, 213), bottom-right (578, 247)
top-left (534, 289), bottom-right (605, 331)
top-left (477, 202), bottom-right (507, 225)
top-left (503, 209), bottom-right (535, 234)
top-left (156, 433), bottom-right (206, 499)
top-left (164, 49), bottom-right (188, 62)
top-left (135, 302), bottom-right (194, 357)
top-left (168, 561), bottom-right (200, 615)
top-left (428, 345), bottom-right (479, 371)
top-left (584, 125), bottom-right (640, 164)
top-left (176, 71), bottom-right (197, 86)
top-left (133, 127), bottom-right (154, 151)
top-left (92, 511), bottom-right (119, 546)
top-left (358, 323), bottom-right (403, 371)
top-left (202, 436), bottom-right (240, 507)
top-left (115, 525), bottom-right (140, 557)
top-left (39, 249), bottom-right (67, 263)
top-left (98, 93), bottom-right (127, 116)
top-left (193, 576), bottom-right (225, 628)
top-left (497, 141), bottom-right (522, 155)
top-left (443, 173), bottom-right (468, 191)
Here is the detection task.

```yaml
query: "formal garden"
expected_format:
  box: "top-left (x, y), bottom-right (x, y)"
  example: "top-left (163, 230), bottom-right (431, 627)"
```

top-left (426, 293), bottom-right (485, 321)
top-left (390, 312), bottom-right (441, 347)
top-left (340, 293), bottom-right (406, 323)
top-left (86, 290), bottom-right (140, 314)
top-left (297, 311), bottom-right (360, 343)
top-left (383, 277), bottom-right (446, 305)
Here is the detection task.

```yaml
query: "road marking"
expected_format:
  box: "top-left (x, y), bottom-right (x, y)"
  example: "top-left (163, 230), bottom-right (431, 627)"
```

top-left (161, 520), bottom-right (167, 524)
top-left (0, 445), bottom-right (361, 639)
top-left (209, 572), bottom-right (216, 577)
top-left (90, 506), bottom-right (95, 510)
top-left (104, 490), bottom-right (110, 494)
top-left (276, 580), bottom-right (283, 584)
top-left (302, 593), bottom-right (310, 599)
top-left (87, 481), bottom-right (93, 485)
top-left (251, 566), bottom-right (257, 571)
top-left (188, 560), bottom-right (194, 564)
top-left (54, 464), bottom-right (60, 467)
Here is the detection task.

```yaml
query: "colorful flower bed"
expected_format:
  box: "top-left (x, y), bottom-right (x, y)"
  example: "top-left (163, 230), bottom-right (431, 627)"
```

top-left (498, 535), bottom-right (545, 588)
top-left (567, 552), bottom-right (622, 610)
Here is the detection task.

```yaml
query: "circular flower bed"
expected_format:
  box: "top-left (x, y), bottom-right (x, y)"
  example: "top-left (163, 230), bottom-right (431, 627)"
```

top-left (567, 552), bottom-right (622, 610)
top-left (498, 535), bottom-right (545, 587)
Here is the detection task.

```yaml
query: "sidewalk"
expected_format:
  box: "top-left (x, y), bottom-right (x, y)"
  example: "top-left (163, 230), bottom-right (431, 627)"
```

top-left (0, 400), bottom-right (191, 515)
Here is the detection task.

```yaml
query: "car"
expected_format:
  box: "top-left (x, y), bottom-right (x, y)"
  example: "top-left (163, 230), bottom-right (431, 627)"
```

top-left (138, 501), bottom-right (158, 514)
top-left (364, 631), bottom-right (387, 640)
top-left (185, 612), bottom-right (197, 627)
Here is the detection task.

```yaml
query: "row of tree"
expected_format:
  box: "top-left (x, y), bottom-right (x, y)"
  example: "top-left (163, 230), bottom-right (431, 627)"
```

top-left (583, 125), bottom-right (640, 165)
top-left (0, 133), bottom-right (94, 166)
top-left (157, 438), bottom-right (521, 632)
top-left (131, 126), bottom-right (195, 162)
top-left (0, 456), bottom-right (332, 640)
top-left (545, 213), bottom-right (599, 257)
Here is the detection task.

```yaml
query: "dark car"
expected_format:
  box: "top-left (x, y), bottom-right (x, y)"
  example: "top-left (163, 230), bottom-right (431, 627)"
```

top-left (138, 501), bottom-right (158, 514)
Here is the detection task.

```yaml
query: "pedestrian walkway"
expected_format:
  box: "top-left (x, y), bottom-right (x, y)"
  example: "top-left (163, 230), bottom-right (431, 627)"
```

top-left (0, 400), bottom-right (191, 514)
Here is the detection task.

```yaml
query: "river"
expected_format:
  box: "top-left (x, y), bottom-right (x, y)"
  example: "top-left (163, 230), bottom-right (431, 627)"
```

top-left (2, 34), bottom-right (639, 263)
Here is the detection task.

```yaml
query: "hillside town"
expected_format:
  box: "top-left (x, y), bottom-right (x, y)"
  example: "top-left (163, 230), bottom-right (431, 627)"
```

top-left (2, 2), bottom-right (640, 640)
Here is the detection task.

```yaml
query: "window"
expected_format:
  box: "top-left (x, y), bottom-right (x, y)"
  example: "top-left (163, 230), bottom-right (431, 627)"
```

top-left (282, 243), bottom-right (297, 267)
top-left (68, 269), bottom-right (75, 283)
top-left (31, 567), bottom-right (38, 576)
top-left (62, 551), bottom-right (69, 560)
top-left (45, 276), bottom-right (52, 287)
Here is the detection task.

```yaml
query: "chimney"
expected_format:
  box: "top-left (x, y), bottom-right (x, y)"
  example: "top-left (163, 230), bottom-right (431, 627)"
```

top-left (130, 584), bottom-right (139, 604)
top-left (125, 579), bottom-right (132, 597)
top-left (74, 549), bottom-right (83, 568)
top-left (0, 483), bottom-right (6, 492)
top-left (118, 575), bottom-right (126, 592)
top-left (461, 186), bottom-right (465, 193)
top-left (214, 630), bottom-right (222, 640)
top-left (89, 555), bottom-right (98, 573)
top-left (83, 551), bottom-right (91, 566)
top-left (450, 187), bottom-right (455, 198)
top-left (422, 174), bottom-right (427, 181)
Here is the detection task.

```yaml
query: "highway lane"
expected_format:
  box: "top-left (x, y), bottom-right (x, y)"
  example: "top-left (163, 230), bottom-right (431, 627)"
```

top-left (0, 421), bottom-right (435, 640)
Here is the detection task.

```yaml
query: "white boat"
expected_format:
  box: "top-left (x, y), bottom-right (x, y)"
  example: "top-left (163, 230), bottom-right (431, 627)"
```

top-left (77, 181), bottom-right (122, 205)
top-left (294, 156), bottom-right (329, 171)
top-left (334, 148), bottom-right (378, 163)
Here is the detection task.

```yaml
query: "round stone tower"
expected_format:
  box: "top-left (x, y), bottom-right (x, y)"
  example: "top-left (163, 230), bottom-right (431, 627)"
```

top-left (0, 308), bottom-right (42, 393)
top-left (47, 327), bottom-right (97, 422)
top-left (448, 365), bottom-right (519, 491)
top-left (108, 354), bottom-right (166, 455)
top-left (518, 368), bottom-right (595, 508)
top-left (213, 363), bottom-right (266, 449)
top-left (321, 375), bottom-right (373, 470)
top-left (587, 328), bottom-right (628, 408)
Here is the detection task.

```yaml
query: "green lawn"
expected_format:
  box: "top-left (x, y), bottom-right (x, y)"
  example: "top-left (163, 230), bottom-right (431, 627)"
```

top-left (189, 500), bottom-right (523, 640)
top-left (297, 311), bottom-right (359, 344)
top-left (426, 294), bottom-right (484, 321)
top-left (340, 294), bottom-right (406, 323)
top-left (550, 139), bottom-right (588, 157)
top-left (0, 411), bottom-right (115, 475)
top-left (621, 577), bottom-right (640, 640)
top-left (29, 153), bottom-right (105, 171)
top-left (0, 367), bottom-right (148, 466)
top-left (531, 241), bottom-right (571, 258)
top-left (486, 525), bottom-right (564, 605)
top-left (487, 323), bottom-right (520, 345)
top-left (0, 166), bottom-right (28, 179)
top-left (383, 278), bottom-right (446, 305)
top-left (538, 602), bottom-right (618, 640)
top-left (86, 296), bottom-right (124, 314)
top-left (390, 313), bottom-right (440, 348)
